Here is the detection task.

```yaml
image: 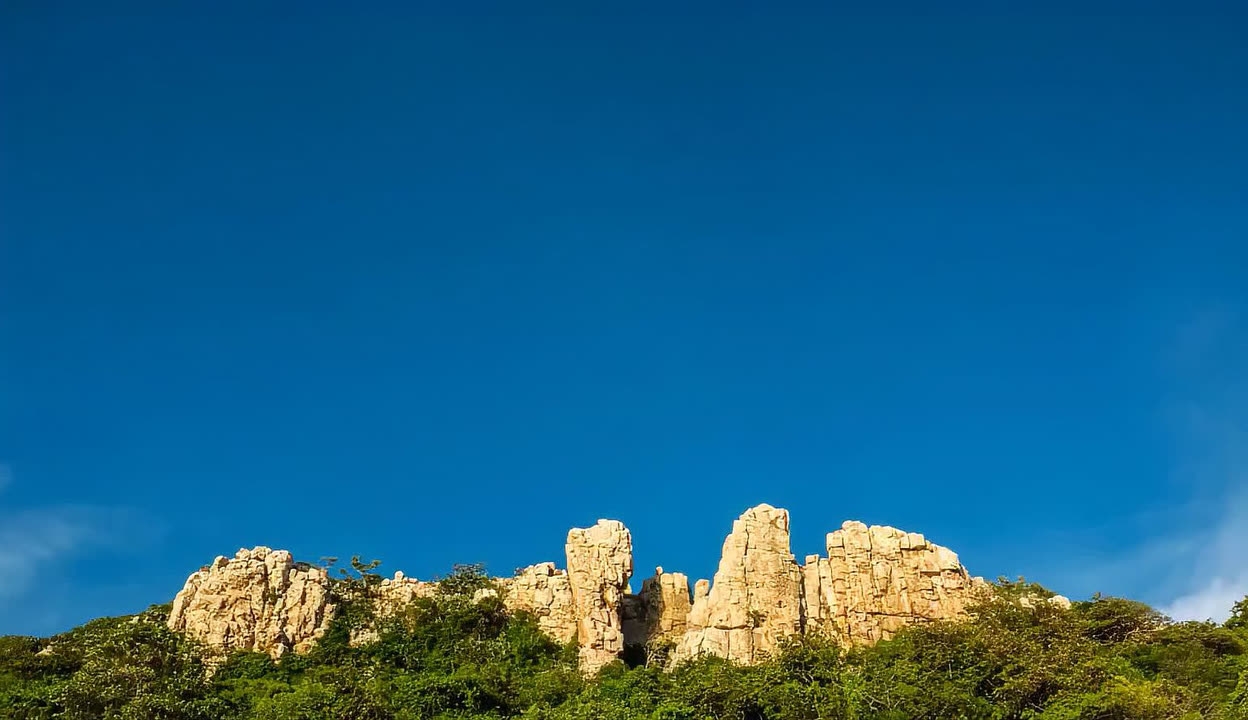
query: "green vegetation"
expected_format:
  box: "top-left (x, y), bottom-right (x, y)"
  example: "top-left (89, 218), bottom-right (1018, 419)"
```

top-left (4, 570), bottom-right (1247, 720)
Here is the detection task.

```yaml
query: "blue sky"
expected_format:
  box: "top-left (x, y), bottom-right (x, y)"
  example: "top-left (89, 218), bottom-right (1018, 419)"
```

top-left (1, 1), bottom-right (1246, 635)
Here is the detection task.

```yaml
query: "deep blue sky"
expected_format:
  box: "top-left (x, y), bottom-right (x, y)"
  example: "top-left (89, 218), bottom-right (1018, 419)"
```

top-left (2, 2), bottom-right (1247, 635)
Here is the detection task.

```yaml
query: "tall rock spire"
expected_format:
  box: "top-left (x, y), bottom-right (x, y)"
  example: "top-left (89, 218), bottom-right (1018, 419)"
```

top-left (565, 519), bottom-right (634, 673)
top-left (674, 504), bottom-right (804, 664)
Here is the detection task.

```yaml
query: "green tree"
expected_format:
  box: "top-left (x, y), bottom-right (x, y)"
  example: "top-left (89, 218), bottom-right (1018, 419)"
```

top-left (7, 564), bottom-right (1248, 719)
top-left (1228, 596), bottom-right (1248, 632)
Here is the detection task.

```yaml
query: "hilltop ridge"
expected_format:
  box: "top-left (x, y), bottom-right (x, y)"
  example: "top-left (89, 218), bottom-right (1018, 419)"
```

top-left (167, 503), bottom-right (1027, 673)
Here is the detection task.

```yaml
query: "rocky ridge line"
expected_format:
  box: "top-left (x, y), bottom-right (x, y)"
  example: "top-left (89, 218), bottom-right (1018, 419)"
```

top-left (168, 547), bottom-right (335, 658)
top-left (168, 504), bottom-right (1015, 672)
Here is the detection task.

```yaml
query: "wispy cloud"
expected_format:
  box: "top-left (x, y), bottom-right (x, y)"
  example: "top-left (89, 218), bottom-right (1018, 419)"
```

top-left (1049, 308), bottom-right (1248, 622)
top-left (1166, 578), bottom-right (1248, 624)
top-left (1157, 481), bottom-right (1248, 622)
top-left (1154, 307), bottom-right (1248, 622)
top-left (0, 468), bottom-right (146, 602)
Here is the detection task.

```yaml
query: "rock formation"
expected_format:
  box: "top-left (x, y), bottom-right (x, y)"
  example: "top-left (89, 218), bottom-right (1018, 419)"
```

top-left (802, 521), bottom-right (987, 645)
top-left (168, 505), bottom-right (996, 671)
top-left (349, 572), bottom-right (438, 645)
top-left (674, 504), bottom-right (804, 664)
top-left (565, 520), bottom-right (634, 673)
top-left (168, 547), bottom-right (334, 658)
top-left (373, 571), bottom-right (436, 614)
top-left (494, 520), bottom-right (634, 673)
top-left (497, 562), bottom-right (577, 643)
top-left (623, 568), bottom-right (692, 649)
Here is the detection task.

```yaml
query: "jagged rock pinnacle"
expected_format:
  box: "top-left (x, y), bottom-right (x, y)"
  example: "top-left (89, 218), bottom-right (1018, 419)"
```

top-left (167, 504), bottom-right (987, 672)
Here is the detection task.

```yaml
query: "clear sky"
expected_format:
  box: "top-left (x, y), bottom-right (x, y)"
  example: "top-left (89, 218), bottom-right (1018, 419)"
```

top-left (2, 1), bottom-right (1246, 636)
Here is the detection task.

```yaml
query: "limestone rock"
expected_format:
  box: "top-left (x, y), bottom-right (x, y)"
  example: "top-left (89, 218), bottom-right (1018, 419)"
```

top-left (374, 572), bottom-right (437, 615)
top-left (346, 573), bottom-right (439, 645)
top-left (1017, 592), bottom-right (1072, 611)
top-left (566, 520), bottom-right (633, 673)
top-left (623, 568), bottom-right (692, 649)
top-left (166, 507), bottom-right (999, 672)
top-left (802, 521), bottom-right (985, 644)
top-left (693, 578), bottom-right (710, 603)
top-left (675, 504), bottom-right (804, 664)
top-left (498, 562), bottom-right (578, 643)
top-left (168, 547), bottom-right (334, 659)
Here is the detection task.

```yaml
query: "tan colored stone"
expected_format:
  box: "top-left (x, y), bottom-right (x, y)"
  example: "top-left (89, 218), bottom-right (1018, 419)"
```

top-left (168, 507), bottom-right (996, 672)
top-left (566, 520), bottom-right (633, 673)
top-left (498, 562), bottom-right (578, 643)
top-left (374, 573), bottom-right (437, 614)
top-left (623, 568), bottom-right (692, 649)
top-left (1017, 592), bottom-right (1073, 611)
top-left (803, 521), bottom-right (984, 645)
top-left (168, 547), bottom-right (334, 659)
top-left (674, 504), bottom-right (804, 664)
top-left (346, 574), bottom-right (439, 645)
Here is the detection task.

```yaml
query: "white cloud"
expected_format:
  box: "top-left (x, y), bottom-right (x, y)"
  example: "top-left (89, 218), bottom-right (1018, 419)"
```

top-left (0, 505), bottom-right (141, 600)
top-left (1152, 479), bottom-right (1248, 622)
top-left (0, 467), bottom-right (147, 602)
top-left (1165, 577), bottom-right (1248, 623)
top-left (1154, 308), bottom-right (1248, 622)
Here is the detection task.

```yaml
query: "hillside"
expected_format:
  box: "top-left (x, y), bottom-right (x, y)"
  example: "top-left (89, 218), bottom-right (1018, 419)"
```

top-left (2, 505), bottom-right (1246, 719)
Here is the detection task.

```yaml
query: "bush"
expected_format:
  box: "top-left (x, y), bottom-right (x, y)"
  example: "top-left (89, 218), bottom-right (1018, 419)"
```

top-left (4, 570), bottom-right (1247, 720)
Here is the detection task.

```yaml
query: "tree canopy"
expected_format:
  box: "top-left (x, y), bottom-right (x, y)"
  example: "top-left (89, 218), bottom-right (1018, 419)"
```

top-left (3, 569), bottom-right (1246, 720)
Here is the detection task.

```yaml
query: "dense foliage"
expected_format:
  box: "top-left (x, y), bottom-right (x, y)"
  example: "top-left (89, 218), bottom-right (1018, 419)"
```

top-left (4, 569), bottom-right (1247, 720)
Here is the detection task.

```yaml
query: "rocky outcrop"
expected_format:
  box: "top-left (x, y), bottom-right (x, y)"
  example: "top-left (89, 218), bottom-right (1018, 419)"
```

top-left (168, 505), bottom-right (997, 672)
top-left (674, 504), bottom-right (804, 664)
top-left (565, 520), bottom-right (634, 673)
top-left (623, 568), bottom-right (693, 649)
top-left (348, 572), bottom-right (439, 645)
top-left (497, 521), bottom-right (635, 673)
top-left (802, 521), bottom-right (987, 645)
top-left (373, 571), bottom-right (436, 616)
top-left (168, 547), bottom-right (334, 659)
top-left (1019, 592), bottom-right (1073, 611)
top-left (498, 562), bottom-right (577, 643)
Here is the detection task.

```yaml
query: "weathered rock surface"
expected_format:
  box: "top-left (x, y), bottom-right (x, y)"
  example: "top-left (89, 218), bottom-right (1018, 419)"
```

top-left (623, 568), bottom-right (693, 649)
top-left (675, 504), bottom-right (804, 664)
top-left (1018, 592), bottom-right (1073, 610)
top-left (565, 520), bottom-right (634, 673)
top-left (347, 572), bottom-right (439, 645)
top-left (373, 571), bottom-right (437, 614)
top-left (802, 521), bottom-right (986, 645)
top-left (497, 562), bottom-right (578, 643)
top-left (168, 547), bottom-right (334, 659)
top-left (168, 506), bottom-right (995, 672)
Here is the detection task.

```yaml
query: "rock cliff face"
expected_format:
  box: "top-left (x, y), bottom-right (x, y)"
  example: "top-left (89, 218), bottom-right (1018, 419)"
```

top-left (349, 572), bottom-right (438, 645)
top-left (373, 571), bottom-right (436, 615)
top-left (497, 562), bottom-right (577, 643)
top-left (623, 568), bottom-right (692, 648)
top-left (168, 505), bottom-right (991, 671)
top-left (802, 521), bottom-right (986, 645)
top-left (675, 504), bottom-right (804, 664)
top-left (168, 547), bottom-right (334, 658)
top-left (565, 520), bottom-right (634, 673)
